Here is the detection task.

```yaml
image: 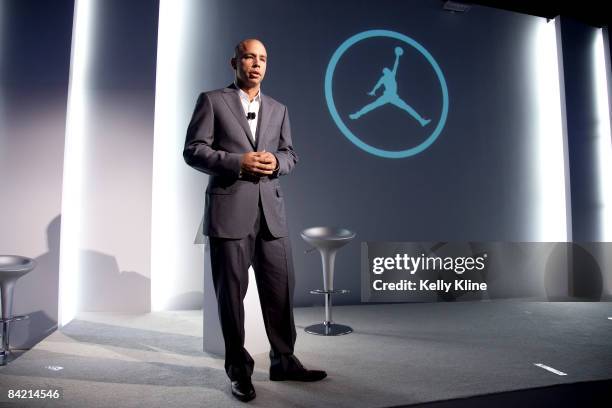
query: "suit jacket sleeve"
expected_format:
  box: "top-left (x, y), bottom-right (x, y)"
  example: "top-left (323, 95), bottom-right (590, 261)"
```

top-left (272, 105), bottom-right (298, 177)
top-left (183, 93), bottom-right (243, 177)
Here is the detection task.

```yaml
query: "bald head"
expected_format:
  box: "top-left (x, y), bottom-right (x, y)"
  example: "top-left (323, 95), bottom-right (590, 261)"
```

top-left (234, 39), bottom-right (266, 58)
top-left (231, 38), bottom-right (268, 93)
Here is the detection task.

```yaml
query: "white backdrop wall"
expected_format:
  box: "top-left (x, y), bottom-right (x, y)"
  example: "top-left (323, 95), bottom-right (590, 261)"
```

top-left (0, 0), bottom-right (74, 347)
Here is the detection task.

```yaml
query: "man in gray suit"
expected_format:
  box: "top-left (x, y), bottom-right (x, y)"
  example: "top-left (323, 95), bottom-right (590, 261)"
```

top-left (184, 39), bottom-right (326, 402)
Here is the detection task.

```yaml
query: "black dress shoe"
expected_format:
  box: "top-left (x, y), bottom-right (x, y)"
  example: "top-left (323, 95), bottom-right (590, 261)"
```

top-left (270, 368), bottom-right (327, 382)
top-left (231, 378), bottom-right (256, 402)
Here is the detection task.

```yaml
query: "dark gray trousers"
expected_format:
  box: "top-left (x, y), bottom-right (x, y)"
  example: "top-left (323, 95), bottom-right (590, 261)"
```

top-left (209, 199), bottom-right (298, 381)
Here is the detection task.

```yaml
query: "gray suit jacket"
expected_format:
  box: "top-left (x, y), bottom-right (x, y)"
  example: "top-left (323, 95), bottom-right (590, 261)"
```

top-left (184, 84), bottom-right (298, 239)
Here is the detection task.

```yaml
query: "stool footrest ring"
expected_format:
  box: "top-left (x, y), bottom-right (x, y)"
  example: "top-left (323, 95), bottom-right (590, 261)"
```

top-left (0, 315), bottom-right (29, 323)
top-left (309, 289), bottom-right (350, 295)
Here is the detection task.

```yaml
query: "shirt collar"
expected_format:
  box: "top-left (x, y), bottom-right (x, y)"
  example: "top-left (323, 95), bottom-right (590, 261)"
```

top-left (235, 82), bottom-right (261, 103)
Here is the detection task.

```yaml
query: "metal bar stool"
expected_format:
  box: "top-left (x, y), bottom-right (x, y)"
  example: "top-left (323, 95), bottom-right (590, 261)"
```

top-left (0, 255), bottom-right (36, 365)
top-left (301, 227), bottom-right (355, 336)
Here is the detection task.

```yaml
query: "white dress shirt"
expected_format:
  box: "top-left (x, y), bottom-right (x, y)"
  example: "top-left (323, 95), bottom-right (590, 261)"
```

top-left (237, 85), bottom-right (261, 142)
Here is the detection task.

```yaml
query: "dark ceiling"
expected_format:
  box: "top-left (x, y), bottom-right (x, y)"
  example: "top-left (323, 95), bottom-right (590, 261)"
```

top-left (449, 1), bottom-right (610, 28)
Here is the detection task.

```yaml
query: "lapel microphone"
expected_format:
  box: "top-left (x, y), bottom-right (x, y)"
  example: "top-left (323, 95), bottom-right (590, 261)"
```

top-left (246, 112), bottom-right (256, 120)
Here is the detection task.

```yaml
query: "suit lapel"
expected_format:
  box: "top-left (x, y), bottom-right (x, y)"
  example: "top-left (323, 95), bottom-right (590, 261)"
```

top-left (221, 86), bottom-right (256, 149)
top-left (254, 95), bottom-right (272, 151)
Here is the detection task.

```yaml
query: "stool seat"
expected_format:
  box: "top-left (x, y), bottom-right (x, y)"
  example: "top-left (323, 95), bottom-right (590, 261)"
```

top-left (0, 255), bottom-right (36, 365)
top-left (0, 255), bottom-right (36, 281)
top-left (301, 227), bottom-right (355, 336)
top-left (301, 227), bottom-right (355, 251)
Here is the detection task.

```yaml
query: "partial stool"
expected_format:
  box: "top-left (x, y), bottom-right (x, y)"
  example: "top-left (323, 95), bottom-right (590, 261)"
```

top-left (301, 227), bottom-right (355, 336)
top-left (0, 255), bottom-right (36, 365)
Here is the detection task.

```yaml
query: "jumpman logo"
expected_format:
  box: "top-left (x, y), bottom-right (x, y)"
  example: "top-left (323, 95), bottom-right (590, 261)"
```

top-left (349, 46), bottom-right (431, 127)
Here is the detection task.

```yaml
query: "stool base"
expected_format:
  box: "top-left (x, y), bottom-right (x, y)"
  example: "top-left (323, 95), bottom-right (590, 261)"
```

top-left (0, 350), bottom-right (9, 366)
top-left (0, 314), bottom-right (29, 366)
top-left (305, 322), bottom-right (353, 336)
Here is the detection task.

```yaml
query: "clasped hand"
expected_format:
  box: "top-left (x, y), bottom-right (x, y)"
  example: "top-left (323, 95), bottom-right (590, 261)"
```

top-left (241, 151), bottom-right (277, 176)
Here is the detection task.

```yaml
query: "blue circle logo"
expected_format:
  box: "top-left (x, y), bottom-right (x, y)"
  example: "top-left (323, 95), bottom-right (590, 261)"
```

top-left (325, 30), bottom-right (449, 159)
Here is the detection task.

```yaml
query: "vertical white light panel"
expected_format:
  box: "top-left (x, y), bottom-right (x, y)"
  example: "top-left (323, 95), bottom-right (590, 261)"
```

top-left (531, 18), bottom-right (569, 241)
top-left (151, 0), bottom-right (192, 311)
top-left (593, 28), bottom-right (612, 241)
top-left (58, 0), bottom-right (96, 326)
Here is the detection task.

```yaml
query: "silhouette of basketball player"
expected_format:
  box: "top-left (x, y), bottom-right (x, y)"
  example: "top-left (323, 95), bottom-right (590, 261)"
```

top-left (349, 47), bottom-right (430, 127)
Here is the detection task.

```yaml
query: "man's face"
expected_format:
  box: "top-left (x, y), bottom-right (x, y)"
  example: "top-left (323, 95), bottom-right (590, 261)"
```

top-left (232, 40), bottom-right (267, 88)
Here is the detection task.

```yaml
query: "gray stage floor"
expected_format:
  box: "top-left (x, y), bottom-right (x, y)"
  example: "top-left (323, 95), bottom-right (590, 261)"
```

top-left (1, 302), bottom-right (611, 407)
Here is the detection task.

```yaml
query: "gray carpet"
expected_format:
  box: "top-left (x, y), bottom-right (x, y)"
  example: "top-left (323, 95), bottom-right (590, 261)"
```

top-left (0, 302), bottom-right (611, 407)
